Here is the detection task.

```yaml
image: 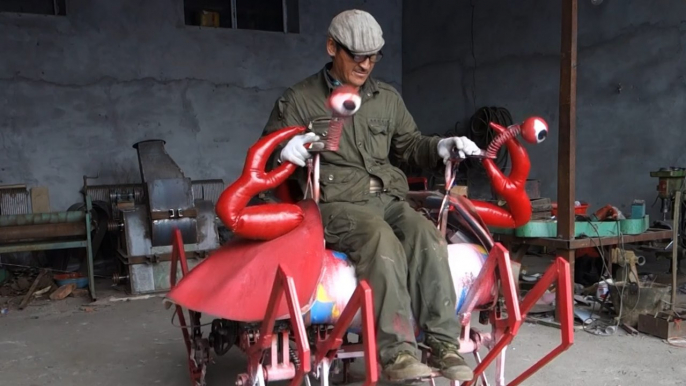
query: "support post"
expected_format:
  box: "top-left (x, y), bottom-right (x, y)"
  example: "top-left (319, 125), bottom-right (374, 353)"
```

top-left (557, 0), bottom-right (578, 316)
top-left (85, 194), bottom-right (96, 300)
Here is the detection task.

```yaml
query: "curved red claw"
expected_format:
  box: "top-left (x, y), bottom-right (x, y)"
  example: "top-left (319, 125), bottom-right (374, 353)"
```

top-left (216, 126), bottom-right (307, 240)
top-left (470, 122), bottom-right (534, 228)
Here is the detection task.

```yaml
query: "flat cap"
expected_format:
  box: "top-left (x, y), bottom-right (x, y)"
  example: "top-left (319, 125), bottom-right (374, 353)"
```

top-left (328, 9), bottom-right (384, 56)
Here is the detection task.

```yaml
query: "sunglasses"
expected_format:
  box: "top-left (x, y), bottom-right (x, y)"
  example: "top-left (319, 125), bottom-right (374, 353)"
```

top-left (335, 41), bottom-right (383, 63)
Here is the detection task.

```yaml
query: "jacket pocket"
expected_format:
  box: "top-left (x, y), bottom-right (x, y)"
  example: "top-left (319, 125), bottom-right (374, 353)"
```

top-left (318, 167), bottom-right (368, 203)
top-left (367, 118), bottom-right (390, 160)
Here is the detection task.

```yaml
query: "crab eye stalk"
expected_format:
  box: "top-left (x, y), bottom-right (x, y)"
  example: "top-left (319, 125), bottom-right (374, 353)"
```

top-left (520, 116), bottom-right (549, 144)
top-left (327, 85), bottom-right (361, 116)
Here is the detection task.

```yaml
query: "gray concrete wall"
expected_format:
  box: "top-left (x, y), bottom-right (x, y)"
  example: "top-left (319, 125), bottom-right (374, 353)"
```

top-left (0, 0), bottom-right (402, 211)
top-left (403, 0), bottom-right (686, 220)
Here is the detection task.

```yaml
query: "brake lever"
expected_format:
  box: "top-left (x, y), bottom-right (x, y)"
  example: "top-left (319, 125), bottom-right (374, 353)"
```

top-left (305, 140), bottom-right (326, 153)
top-left (449, 147), bottom-right (493, 161)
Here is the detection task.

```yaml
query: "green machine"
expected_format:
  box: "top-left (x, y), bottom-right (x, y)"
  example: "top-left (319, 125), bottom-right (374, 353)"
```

top-left (650, 167), bottom-right (685, 222)
top-left (650, 167), bottom-right (686, 250)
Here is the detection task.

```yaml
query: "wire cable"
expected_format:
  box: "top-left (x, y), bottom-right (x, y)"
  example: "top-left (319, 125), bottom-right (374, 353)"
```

top-left (580, 220), bottom-right (640, 336)
top-left (467, 106), bottom-right (513, 172)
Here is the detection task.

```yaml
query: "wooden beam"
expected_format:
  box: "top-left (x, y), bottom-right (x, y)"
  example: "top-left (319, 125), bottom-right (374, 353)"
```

top-left (557, 0), bottom-right (578, 318)
top-left (558, 0), bottom-right (578, 242)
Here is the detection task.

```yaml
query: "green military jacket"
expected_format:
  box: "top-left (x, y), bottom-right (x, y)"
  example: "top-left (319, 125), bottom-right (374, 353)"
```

top-left (262, 63), bottom-right (442, 204)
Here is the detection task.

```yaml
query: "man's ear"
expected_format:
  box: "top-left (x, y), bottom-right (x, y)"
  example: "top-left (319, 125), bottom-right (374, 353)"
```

top-left (326, 37), bottom-right (337, 57)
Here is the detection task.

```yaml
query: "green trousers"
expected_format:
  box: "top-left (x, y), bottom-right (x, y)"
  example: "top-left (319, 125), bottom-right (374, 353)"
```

top-left (319, 193), bottom-right (461, 364)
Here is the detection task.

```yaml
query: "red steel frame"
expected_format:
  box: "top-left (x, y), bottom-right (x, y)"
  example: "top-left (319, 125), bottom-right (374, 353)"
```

top-left (459, 244), bottom-right (573, 386)
top-left (169, 228), bottom-right (379, 386)
top-left (170, 228), bottom-right (205, 386)
top-left (506, 256), bottom-right (573, 386)
top-left (169, 227), bottom-right (573, 386)
top-left (313, 280), bottom-right (378, 386)
top-left (170, 220), bottom-right (572, 386)
top-left (242, 263), bottom-right (311, 386)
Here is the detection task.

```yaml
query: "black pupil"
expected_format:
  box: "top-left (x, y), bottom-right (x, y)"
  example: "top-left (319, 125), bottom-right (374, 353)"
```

top-left (343, 100), bottom-right (356, 110)
top-left (538, 131), bottom-right (547, 140)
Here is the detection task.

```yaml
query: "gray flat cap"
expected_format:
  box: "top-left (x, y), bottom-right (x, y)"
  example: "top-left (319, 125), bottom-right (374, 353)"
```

top-left (328, 9), bottom-right (384, 55)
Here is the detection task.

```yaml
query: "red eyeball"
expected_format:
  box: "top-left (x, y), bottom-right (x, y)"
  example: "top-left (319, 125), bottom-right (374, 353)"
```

top-left (520, 116), bottom-right (549, 144)
top-left (327, 85), bottom-right (361, 116)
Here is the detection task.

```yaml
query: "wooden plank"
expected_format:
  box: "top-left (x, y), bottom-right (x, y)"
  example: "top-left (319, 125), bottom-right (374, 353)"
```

top-left (18, 269), bottom-right (49, 310)
top-left (30, 186), bottom-right (51, 213)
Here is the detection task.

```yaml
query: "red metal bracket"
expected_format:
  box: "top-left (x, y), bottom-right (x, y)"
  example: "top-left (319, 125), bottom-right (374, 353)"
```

top-left (460, 243), bottom-right (521, 385)
top-left (506, 257), bottom-right (574, 386)
top-left (169, 228), bottom-right (205, 386)
top-left (461, 254), bottom-right (573, 386)
top-left (314, 280), bottom-right (378, 386)
top-left (170, 228), bottom-right (189, 287)
top-left (246, 264), bottom-right (311, 386)
top-left (461, 243), bottom-right (521, 330)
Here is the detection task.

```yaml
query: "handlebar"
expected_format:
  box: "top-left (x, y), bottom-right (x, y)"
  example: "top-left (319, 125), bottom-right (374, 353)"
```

top-left (305, 135), bottom-right (492, 160)
top-left (448, 146), bottom-right (493, 164)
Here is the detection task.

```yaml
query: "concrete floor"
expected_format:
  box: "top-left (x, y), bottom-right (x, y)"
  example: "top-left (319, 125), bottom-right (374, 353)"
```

top-left (1, 279), bottom-right (685, 386)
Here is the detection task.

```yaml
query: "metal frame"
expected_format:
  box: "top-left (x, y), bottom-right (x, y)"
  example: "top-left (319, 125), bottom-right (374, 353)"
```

top-left (494, 228), bottom-right (673, 250)
top-left (549, 0), bottom-right (674, 317)
top-left (0, 194), bottom-right (96, 300)
top-left (169, 228), bottom-right (379, 386)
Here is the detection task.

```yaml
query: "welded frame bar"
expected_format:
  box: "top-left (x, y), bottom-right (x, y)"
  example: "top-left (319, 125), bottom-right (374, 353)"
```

top-left (247, 264), bottom-right (311, 386)
top-left (458, 244), bottom-right (520, 322)
top-left (460, 244), bottom-right (521, 386)
top-left (460, 256), bottom-right (573, 386)
top-left (314, 280), bottom-right (378, 386)
top-left (507, 257), bottom-right (574, 385)
top-left (169, 228), bottom-right (203, 385)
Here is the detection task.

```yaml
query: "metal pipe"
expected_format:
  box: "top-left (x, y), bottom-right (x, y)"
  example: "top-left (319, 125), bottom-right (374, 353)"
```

top-left (0, 222), bottom-right (86, 242)
top-left (671, 190), bottom-right (681, 311)
top-left (282, 0), bottom-right (288, 33)
top-left (0, 211), bottom-right (85, 227)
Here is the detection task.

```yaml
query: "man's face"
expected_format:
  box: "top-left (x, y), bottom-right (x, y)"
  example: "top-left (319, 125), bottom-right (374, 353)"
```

top-left (327, 38), bottom-right (381, 88)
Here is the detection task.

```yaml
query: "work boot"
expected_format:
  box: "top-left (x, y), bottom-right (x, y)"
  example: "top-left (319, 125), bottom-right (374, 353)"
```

top-left (382, 351), bottom-right (433, 382)
top-left (424, 335), bottom-right (474, 382)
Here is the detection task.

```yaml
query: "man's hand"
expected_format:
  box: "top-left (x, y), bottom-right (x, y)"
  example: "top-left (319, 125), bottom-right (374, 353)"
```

top-left (279, 132), bottom-right (321, 167)
top-left (437, 136), bottom-right (482, 164)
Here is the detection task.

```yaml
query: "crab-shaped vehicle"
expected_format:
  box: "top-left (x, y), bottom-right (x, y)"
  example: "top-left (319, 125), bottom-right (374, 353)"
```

top-left (164, 90), bottom-right (574, 386)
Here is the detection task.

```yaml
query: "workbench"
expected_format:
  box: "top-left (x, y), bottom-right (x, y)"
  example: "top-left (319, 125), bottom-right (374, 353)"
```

top-left (494, 227), bottom-right (673, 259)
top-left (493, 226), bottom-right (673, 313)
top-left (0, 192), bottom-right (96, 300)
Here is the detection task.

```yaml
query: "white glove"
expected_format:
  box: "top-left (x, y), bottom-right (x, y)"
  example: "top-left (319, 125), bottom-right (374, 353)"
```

top-left (437, 136), bottom-right (482, 164)
top-left (279, 132), bottom-right (320, 167)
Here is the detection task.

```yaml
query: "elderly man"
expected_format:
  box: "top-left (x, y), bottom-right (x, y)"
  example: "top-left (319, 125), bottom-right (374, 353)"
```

top-left (261, 9), bottom-right (478, 383)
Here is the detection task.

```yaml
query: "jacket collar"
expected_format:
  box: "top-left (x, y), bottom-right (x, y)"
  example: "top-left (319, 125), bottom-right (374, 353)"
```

top-left (321, 62), bottom-right (379, 97)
